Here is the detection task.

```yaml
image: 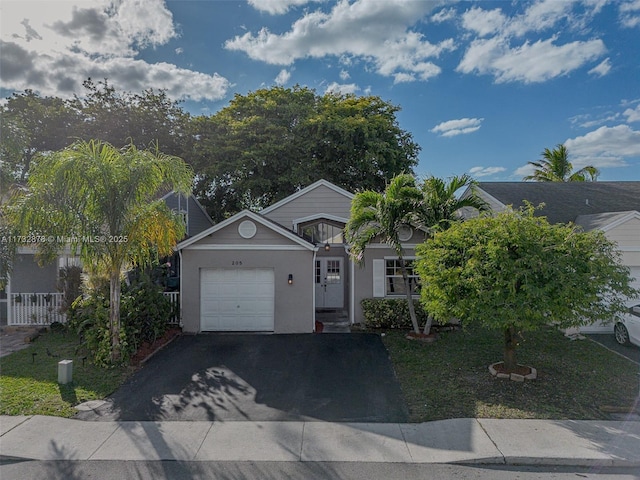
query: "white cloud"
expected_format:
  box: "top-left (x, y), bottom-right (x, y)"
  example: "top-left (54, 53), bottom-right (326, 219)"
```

top-left (325, 81), bottom-right (358, 95)
top-left (564, 124), bottom-right (640, 168)
top-left (624, 103), bottom-right (640, 122)
top-left (457, 36), bottom-right (606, 84)
top-left (468, 166), bottom-right (506, 177)
top-left (0, 0), bottom-right (230, 102)
top-left (247, 0), bottom-right (325, 15)
top-left (431, 118), bottom-right (483, 137)
top-left (339, 69), bottom-right (350, 81)
top-left (431, 7), bottom-right (456, 24)
top-left (588, 57), bottom-right (611, 77)
top-left (462, 7), bottom-right (506, 37)
top-left (457, 1), bottom-right (608, 83)
top-left (619, 0), bottom-right (640, 28)
top-left (274, 68), bottom-right (291, 85)
top-left (225, 0), bottom-right (451, 83)
top-left (175, 47), bottom-right (184, 54)
top-left (513, 164), bottom-right (535, 178)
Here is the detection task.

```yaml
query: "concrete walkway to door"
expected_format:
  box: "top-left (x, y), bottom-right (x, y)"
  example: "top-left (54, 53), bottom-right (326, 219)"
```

top-left (74, 333), bottom-right (409, 423)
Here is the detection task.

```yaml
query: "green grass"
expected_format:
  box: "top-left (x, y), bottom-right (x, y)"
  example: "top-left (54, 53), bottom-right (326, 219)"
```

top-left (0, 330), bottom-right (130, 417)
top-left (381, 324), bottom-right (640, 422)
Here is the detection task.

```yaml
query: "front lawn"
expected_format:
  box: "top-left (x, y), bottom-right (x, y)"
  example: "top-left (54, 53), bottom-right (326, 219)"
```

top-left (382, 324), bottom-right (639, 422)
top-left (0, 330), bottom-right (130, 417)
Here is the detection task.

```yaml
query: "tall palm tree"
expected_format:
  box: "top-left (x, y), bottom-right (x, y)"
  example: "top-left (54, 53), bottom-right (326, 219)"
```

top-left (523, 144), bottom-right (599, 182)
top-left (11, 140), bottom-right (193, 362)
top-left (417, 174), bottom-right (488, 334)
top-left (345, 174), bottom-right (424, 334)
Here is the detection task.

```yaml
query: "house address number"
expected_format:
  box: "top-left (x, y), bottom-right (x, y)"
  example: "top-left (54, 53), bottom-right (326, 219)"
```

top-left (231, 260), bottom-right (243, 266)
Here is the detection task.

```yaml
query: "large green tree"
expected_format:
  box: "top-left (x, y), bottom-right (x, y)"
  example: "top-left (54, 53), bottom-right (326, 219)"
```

top-left (10, 140), bottom-right (193, 363)
top-left (346, 174), bottom-right (424, 334)
top-left (523, 144), bottom-right (599, 182)
top-left (416, 205), bottom-right (637, 373)
top-left (188, 86), bottom-right (420, 221)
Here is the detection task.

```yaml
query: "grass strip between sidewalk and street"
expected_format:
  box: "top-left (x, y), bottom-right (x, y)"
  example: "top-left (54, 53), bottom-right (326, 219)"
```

top-left (381, 324), bottom-right (640, 422)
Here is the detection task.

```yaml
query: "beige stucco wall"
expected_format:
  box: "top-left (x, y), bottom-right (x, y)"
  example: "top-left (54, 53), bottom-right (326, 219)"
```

top-left (194, 219), bottom-right (295, 245)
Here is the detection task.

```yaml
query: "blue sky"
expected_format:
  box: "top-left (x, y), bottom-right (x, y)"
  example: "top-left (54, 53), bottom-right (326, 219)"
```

top-left (2, 0), bottom-right (639, 181)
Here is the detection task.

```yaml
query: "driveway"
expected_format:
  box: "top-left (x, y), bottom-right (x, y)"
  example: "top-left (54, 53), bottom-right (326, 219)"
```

top-left (586, 333), bottom-right (640, 365)
top-left (75, 333), bottom-right (409, 423)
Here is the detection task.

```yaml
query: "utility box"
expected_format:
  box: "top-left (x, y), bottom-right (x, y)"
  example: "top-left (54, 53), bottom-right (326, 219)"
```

top-left (58, 359), bottom-right (73, 384)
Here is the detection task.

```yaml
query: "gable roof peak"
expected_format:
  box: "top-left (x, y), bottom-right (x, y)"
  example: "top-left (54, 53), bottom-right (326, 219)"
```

top-left (260, 179), bottom-right (354, 214)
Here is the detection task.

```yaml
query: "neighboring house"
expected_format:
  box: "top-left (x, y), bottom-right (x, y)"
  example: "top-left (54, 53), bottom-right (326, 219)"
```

top-left (2, 193), bottom-right (213, 326)
top-left (177, 179), bottom-right (427, 334)
top-left (461, 181), bottom-right (640, 333)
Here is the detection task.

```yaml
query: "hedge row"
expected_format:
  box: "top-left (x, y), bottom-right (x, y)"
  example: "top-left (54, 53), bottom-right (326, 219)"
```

top-left (360, 298), bottom-right (430, 329)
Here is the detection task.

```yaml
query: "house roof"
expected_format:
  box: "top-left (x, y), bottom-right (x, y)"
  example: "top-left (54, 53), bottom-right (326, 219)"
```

top-left (476, 182), bottom-right (640, 224)
top-left (575, 210), bottom-right (640, 232)
top-left (176, 210), bottom-right (317, 251)
top-left (259, 179), bottom-right (354, 215)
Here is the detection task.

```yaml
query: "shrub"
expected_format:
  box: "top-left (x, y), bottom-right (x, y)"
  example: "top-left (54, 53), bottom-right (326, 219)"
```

top-left (361, 298), bottom-right (430, 329)
top-left (67, 275), bottom-right (172, 366)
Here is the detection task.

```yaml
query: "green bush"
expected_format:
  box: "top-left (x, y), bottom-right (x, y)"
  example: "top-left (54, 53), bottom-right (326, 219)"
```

top-left (361, 298), bottom-right (430, 329)
top-left (67, 275), bottom-right (171, 366)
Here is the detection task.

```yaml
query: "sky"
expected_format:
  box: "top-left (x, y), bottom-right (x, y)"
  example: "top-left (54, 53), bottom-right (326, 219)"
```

top-left (1, 0), bottom-right (640, 182)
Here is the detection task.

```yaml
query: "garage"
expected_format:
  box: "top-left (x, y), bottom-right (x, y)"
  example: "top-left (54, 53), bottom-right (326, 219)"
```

top-left (201, 268), bottom-right (275, 332)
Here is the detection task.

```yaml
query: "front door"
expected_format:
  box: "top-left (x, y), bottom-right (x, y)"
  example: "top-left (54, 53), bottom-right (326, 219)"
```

top-left (315, 257), bottom-right (344, 309)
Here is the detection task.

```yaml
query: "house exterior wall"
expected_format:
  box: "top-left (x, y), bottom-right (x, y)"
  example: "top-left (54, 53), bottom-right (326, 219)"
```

top-left (180, 248), bottom-right (314, 333)
top-left (10, 254), bottom-right (58, 293)
top-left (163, 192), bottom-right (213, 237)
top-left (263, 184), bottom-right (352, 229)
top-left (194, 221), bottom-right (294, 245)
top-left (605, 217), bottom-right (640, 249)
top-left (352, 244), bottom-right (420, 325)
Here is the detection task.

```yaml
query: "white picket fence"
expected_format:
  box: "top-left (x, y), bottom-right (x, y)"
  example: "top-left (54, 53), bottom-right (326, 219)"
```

top-left (8, 293), bottom-right (66, 326)
top-left (8, 292), bottom-right (180, 326)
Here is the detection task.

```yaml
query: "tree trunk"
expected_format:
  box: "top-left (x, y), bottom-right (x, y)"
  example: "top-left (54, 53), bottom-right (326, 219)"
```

top-left (503, 325), bottom-right (518, 372)
top-left (423, 315), bottom-right (433, 335)
top-left (109, 268), bottom-right (122, 363)
top-left (399, 257), bottom-right (420, 334)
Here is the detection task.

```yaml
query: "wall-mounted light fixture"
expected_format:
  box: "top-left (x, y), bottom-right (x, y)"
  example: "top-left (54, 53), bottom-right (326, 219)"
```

top-left (324, 242), bottom-right (331, 251)
top-left (288, 274), bottom-right (293, 285)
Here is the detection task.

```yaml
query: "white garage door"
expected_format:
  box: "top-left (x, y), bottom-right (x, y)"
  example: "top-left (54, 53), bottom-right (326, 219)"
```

top-left (201, 268), bottom-right (275, 332)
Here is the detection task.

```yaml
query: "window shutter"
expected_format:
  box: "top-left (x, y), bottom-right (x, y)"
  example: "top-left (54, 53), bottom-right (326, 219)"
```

top-left (373, 259), bottom-right (385, 298)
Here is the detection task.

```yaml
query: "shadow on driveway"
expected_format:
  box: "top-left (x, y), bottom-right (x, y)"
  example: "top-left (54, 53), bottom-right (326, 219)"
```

top-left (75, 333), bottom-right (409, 423)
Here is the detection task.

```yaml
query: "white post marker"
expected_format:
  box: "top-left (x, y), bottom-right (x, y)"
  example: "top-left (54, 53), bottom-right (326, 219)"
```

top-left (58, 359), bottom-right (73, 384)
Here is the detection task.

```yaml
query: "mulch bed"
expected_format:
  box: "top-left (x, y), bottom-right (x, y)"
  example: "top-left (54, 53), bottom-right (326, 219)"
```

top-left (130, 326), bottom-right (182, 366)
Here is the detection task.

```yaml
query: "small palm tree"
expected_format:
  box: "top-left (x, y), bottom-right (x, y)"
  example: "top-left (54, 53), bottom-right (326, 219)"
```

top-left (417, 174), bottom-right (488, 334)
top-left (346, 174), bottom-right (423, 334)
top-left (523, 144), bottom-right (599, 182)
top-left (11, 140), bottom-right (193, 363)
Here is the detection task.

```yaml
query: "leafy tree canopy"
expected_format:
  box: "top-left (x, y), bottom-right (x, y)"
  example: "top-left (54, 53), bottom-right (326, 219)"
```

top-left (188, 86), bottom-right (420, 221)
top-left (416, 205), bottom-right (638, 371)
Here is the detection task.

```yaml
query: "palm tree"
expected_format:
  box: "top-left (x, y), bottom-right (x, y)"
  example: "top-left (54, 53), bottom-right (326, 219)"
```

top-left (11, 140), bottom-right (193, 362)
top-left (523, 144), bottom-right (599, 182)
top-left (417, 174), bottom-right (488, 334)
top-left (345, 174), bottom-right (424, 334)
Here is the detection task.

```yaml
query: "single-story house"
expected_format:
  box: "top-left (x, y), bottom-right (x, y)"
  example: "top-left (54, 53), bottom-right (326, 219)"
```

top-left (177, 179), bottom-right (427, 334)
top-left (1, 192), bottom-right (213, 326)
top-left (461, 181), bottom-right (640, 332)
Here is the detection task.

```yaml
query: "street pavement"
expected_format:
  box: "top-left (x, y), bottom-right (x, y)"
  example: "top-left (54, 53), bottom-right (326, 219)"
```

top-left (2, 415), bottom-right (640, 468)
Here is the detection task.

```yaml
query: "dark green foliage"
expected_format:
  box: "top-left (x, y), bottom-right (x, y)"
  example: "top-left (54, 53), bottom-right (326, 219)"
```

top-left (120, 277), bottom-right (171, 351)
top-left (361, 298), bottom-right (430, 329)
top-left (57, 265), bottom-right (83, 314)
top-left (68, 277), bottom-right (171, 366)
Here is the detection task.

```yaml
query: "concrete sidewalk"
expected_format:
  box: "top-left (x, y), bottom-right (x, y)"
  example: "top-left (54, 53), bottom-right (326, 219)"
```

top-left (2, 415), bottom-right (640, 467)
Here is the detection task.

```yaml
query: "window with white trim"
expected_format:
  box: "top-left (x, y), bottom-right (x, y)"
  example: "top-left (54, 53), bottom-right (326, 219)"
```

top-left (385, 258), bottom-right (420, 296)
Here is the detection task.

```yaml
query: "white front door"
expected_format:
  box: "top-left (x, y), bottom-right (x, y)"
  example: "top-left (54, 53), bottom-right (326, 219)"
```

top-left (315, 257), bottom-right (344, 309)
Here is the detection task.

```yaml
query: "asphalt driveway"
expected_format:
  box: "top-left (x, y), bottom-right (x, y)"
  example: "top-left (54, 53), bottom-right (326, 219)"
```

top-left (75, 333), bottom-right (409, 423)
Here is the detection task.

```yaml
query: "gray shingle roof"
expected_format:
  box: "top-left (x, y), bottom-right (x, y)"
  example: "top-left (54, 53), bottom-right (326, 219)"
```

top-left (477, 182), bottom-right (640, 224)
